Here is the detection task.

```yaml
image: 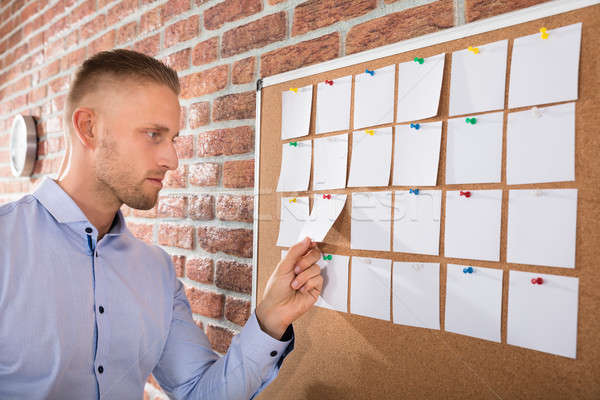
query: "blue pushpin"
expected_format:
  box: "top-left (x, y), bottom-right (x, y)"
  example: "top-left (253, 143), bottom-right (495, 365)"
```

top-left (410, 123), bottom-right (421, 130)
top-left (409, 188), bottom-right (419, 195)
top-left (365, 69), bottom-right (375, 76)
top-left (463, 267), bottom-right (474, 274)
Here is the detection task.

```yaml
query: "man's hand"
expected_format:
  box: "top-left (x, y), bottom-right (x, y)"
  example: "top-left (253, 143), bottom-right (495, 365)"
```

top-left (255, 237), bottom-right (323, 339)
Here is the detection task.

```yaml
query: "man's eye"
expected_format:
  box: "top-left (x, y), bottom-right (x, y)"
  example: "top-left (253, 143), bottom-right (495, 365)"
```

top-left (146, 131), bottom-right (159, 139)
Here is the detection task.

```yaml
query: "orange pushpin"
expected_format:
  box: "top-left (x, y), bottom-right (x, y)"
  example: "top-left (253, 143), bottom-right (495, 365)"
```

top-left (468, 46), bottom-right (479, 54)
top-left (540, 27), bottom-right (549, 39)
top-left (365, 129), bottom-right (375, 136)
top-left (289, 88), bottom-right (298, 93)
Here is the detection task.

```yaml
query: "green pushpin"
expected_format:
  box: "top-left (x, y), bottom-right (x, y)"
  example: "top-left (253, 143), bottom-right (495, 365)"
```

top-left (414, 57), bottom-right (424, 64)
top-left (323, 254), bottom-right (332, 261)
top-left (289, 142), bottom-right (298, 147)
top-left (465, 117), bottom-right (477, 125)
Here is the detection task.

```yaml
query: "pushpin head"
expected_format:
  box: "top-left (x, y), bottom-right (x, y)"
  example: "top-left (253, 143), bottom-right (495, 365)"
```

top-left (531, 277), bottom-right (544, 285)
top-left (463, 267), bottom-right (474, 274)
top-left (466, 117), bottom-right (477, 125)
top-left (365, 129), bottom-right (375, 136)
top-left (289, 198), bottom-right (297, 203)
top-left (410, 123), bottom-right (421, 130)
top-left (414, 57), bottom-right (424, 64)
top-left (323, 194), bottom-right (331, 199)
top-left (325, 79), bottom-right (334, 85)
top-left (323, 254), bottom-right (332, 261)
top-left (409, 188), bottom-right (419, 195)
top-left (365, 69), bottom-right (375, 76)
top-left (460, 191), bottom-right (471, 198)
top-left (540, 27), bottom-right (548, 39)
top-left (289, 142), bottom-right (298, 147)
top-left (468, 46), bottom-right (480, 54)
top-left (531, 106), bottom-right (542, 118)
top-left (290, 88), bottom-right (298, 93)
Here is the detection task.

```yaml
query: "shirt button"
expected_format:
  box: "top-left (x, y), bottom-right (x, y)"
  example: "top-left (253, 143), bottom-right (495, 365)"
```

top-left (99, 306), bottom-right (104, 314)
top-left (270, 351), bottom-right (277, 357)
top-left (95, 251), bottom-right (99, 257)
top-left (85, 227), bottom-right (93, 234)
top-left (98, 365), bottom-right (104, 374)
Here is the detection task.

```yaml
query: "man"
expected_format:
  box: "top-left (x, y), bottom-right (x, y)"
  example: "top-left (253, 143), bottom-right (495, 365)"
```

top-left (0, 49), bottom-right (323, 399)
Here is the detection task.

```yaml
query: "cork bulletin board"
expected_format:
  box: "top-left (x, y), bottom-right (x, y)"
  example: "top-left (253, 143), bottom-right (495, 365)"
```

top-left (253, 2), bottom-right (600, 399)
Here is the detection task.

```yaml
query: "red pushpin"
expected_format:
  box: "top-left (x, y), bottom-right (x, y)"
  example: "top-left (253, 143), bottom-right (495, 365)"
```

top-left (325, 79), bottom-right (334, 85)
top-left (460, 191), bottom-right (471, 198)
top-left (323, 194), bottom-right (331, 199)
top-left (531, 277), bottom-right (544, 285)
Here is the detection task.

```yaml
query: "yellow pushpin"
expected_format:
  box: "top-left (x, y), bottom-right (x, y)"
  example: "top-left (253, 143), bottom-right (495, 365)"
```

top-left (365, 129), bottom-right (375, 136)
top-left (289, 88), bottom-right (298, 93)
top-left (289, 198), bottom-right (297, 203)
top-left (540, 27), bottom-right (549, 39)
top-left (468, 46), bottom-right (479, 54)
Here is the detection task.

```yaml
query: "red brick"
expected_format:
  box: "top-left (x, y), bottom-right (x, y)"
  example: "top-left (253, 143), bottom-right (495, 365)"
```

top-left (180, 65), bottom-right (228, 99)
top-left (215, 259), bottom-right (252, 292)
top-left (134, 33), bottom-right (160, 56)
top-left (189, 162), bottom-right (219, 187)
top-left (132, 204), bottom-right (158, 218)
top-left (164, 164), bottom-right (187, 188)
top-left (221, 12), bottom-right (286, 58)
top-left (45, 38), bottom-right (65, 60)
top-left (293, 0), bottom-right (375, 36)
top-left (107, 0), bottom-right (137, 26)
top-left (80, 11), bottom-right (104, 40)
top-left (232, 57), bottom-right (255, 84)
top-left (33, 158), bottom-right (62, 176)
top-left (157, 196), bottom-right (187, 218)
top-left (158, 224), bottom-right (195, 249)
top-left (204, 0), bottom-right (262, 31)
top-left (89, 30), bottom-right (116, 56)
top-left (162, 0), bottom-right (191, 22)
top-left (192, 37), bottom-right (218, 66)
top-left (223, 159), bottom-right (254, 188)
top-left (197, 126), bottom-right (253, 157)
top-left (216, 194), bottom-right (253, 223)
top-left (188, 194), bottom-right (214, 221)
top-left (261, 32), bottom-right (339, 77)
top-left (28, 32), bottom-right (45, 51)
top-left (173, 135), bottom-right (193, 159)
top-left (117, 21), bottom-right (137, 45)
top-left (198, 228), bottom-right (253, 259)
top-left (185, 286), bottom-right (224, 318)
top-left (140, 5), bottom-right (163, 35)
top-left (64, 31), bottom-right (78, 51)
top-left (162, 48), bottom-right (190, 72)
top-left (60, 48), bottom-right (85, 71)
top-left (346, 0), bottom-right (454, 54)
top-left (40, 60), bottom-right (60, 82)
top-left (189, 102), bottom-right (210, 128)
top-left (212, 91), bottom-right (255, 121)
top-left (206, 325), bottom-right (234, 353)
top-left (465, 0), bottom-right (551, 22)
top-left (42, 0), bottom-right (64, 26)
top-left (185, 258), bottom-right (214, 283)
top-left (37, 136), bottom-right (64, 156)
top-left (127, 222), bottom-right (154, 243)
top-left (171, 255), bottom-right (186, 277)
top-left (225, 297), bottom-right (251, 326)
top-left (180, 106), bottom-right (187, 130)
top-left (164, 15), bottom-right (199, 49)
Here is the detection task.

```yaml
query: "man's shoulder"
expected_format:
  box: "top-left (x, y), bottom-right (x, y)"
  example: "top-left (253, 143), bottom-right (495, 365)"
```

top-left (0, 195), bottom-right (37, 218)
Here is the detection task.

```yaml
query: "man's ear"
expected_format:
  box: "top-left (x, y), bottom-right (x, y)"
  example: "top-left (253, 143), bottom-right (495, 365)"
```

top-left (72, 107), bottom-right (97, 149)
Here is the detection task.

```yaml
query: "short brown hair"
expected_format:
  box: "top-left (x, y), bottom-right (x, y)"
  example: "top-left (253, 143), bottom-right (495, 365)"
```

top-left (64, 49), bottom-right (180, 132)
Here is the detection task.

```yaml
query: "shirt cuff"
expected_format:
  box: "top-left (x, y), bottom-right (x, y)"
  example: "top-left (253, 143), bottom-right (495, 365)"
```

top-left (238, 311), bottom-right (294, 370)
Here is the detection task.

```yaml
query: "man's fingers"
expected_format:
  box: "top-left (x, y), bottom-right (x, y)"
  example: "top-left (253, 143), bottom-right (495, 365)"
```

top-left (293, 247), bottom-right (322, 274)
top-left (300, 275), bottom-right (324, 297)
top-left (291, 264), bottom-right (321, 290)
top-left (279, 237), bottom-right (312, 273)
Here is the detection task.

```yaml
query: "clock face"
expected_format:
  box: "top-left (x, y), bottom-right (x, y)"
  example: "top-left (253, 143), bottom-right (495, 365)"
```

top-left (9, 114), bottom-right (37, 177)
top-left (10, 117), bottom-right (27, 173)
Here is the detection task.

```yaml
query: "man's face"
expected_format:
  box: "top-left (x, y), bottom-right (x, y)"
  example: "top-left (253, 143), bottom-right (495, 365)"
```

top-left (94, 80), bottom-right (180, 210)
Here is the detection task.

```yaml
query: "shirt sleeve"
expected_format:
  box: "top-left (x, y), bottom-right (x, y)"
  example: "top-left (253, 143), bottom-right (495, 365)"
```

top-left (152, 278), bottom-right (294, 400)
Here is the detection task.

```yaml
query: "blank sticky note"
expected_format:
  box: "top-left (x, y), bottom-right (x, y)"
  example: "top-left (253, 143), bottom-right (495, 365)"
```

top-left (509, 23), bottom-right (582, 108)
top-left (276, 140), bottom-right (312, 192)
top-left (507, 189), bottom-right (577, 269)
top-left (277, 196), bottom-right (309, 247)
top-left (446, 112), bottom-right (503, 184)
top-left (393, 190), bottom-right (441, 256)
top-left (350, 257), bottom-right (391, 321)
top-left (507, 270), bottom-right (578, 359)
top-left (347, 127), bottom-right (392, 187)
top-left (316, 75), bottom-right (352, 134)
top-left (313, 134), bottom-right (348, 191)
top-left (393, 262), bottom-right (440, 330)
top-left (393, 122), bottom-right (442, 186)
top-left (281, 85), bottom-right (313, 140)
top-left (353, 65), bottom-right (395, 129)
top-left (397, 53), bottom-right (445, 122)
top-left (445, 264), bottom-right (503, 342)
top-left (449, 40), bottom-right (508, 116)
top-left (314, 254), bottom-right (349, 313)
top-left (445, 190), bottom-right (502, 262)
top-left (351, 191), bottom-right (392, 251)
top-left (297, 194), bottom-right (347, 243)
top-left (507, 102), bottom-right (575, 185)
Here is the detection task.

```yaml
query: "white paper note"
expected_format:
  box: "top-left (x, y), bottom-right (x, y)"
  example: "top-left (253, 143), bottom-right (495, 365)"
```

top-left (347, 127), bottom-right (392, 187)
top-left (277, 197), bottom-right (309, 247)
top-left (316, 75), bottom-right (352, 134)
top-left (314, 254), bottom-right (349, 313)
top-left (446, 112), bottom-right (503, 184)
top-left (507, 102), bottom-right (575, 184)
top-left (509, 23), bottom-right (582, 108)
top-left (281, 85), bottom-right (313, 140)
top-left (353, 64), bottom-right (395, 129)
top-left (449, 40), bottom-right (508, 116)
top-left (297, 194), bottom-right (347, 243)
top-left (507, 189), bottom-right (577, 269)
top-left (350, 257), bottom-right (391, 321)
top-left (393, 262), bottom-right (440, 330)
top-left (507, 270), bottom-right (578, 359)
top-left (444, 264), bottom-right (503, 343)
top-left (444, 190), bottom-right (502, 262)
top-left (351, 191), bottom-right (392, 251)
top-left (393, 122), bottom-right (442, 186)
top-left (393, 190), bottom-right (441, 256)
top-left (276, 140), bottom-right (312, 192)
top-left (313, 134), bottom-right (348, 191)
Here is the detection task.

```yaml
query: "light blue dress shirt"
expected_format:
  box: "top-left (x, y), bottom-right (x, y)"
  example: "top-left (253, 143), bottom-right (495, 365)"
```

top-left (0, 177), bottom-right (293, 399)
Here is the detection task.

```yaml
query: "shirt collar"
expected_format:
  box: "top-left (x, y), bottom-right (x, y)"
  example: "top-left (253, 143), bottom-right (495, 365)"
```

top-left (32, 176), bottom-right (126, 236)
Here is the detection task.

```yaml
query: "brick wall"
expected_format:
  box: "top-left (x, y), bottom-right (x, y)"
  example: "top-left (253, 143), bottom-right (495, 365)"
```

top-left (0, 0), bottom-right (552, 398)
